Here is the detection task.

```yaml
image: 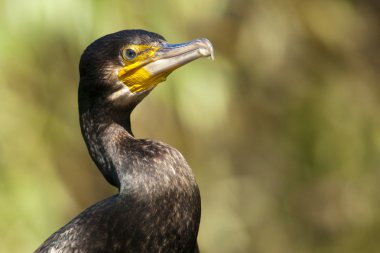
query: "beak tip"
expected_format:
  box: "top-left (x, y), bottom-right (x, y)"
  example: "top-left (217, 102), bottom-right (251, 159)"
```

top-left (199, 38), bottom-right (214, 61)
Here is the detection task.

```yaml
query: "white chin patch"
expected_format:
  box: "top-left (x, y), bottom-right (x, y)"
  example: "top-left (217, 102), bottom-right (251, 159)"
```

top-left (107, 85), bottom-right (133, 102)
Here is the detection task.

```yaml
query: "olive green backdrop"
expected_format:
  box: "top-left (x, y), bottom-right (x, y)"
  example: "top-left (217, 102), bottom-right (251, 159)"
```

top-left (1, 0), bottom-right (380, 252)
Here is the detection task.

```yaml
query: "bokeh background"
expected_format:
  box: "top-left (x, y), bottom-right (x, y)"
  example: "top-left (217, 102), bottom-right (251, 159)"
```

top-left (1, 0), bottom-right (380, 252)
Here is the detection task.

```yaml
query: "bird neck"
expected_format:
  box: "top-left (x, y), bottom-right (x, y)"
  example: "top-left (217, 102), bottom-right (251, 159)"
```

top-left (79, 105), bottom-right (132, 189)
top-left (79, 105), bottom-right (200, 198)
top-left (78, 89), bottom-right (201, 252)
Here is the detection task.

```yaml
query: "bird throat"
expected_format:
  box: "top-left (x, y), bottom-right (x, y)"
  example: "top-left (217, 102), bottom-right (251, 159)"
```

top-left (118, 59), bottom-right (169, 93)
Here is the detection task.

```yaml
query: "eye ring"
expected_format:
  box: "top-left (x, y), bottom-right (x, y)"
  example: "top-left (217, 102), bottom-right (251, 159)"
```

top-left (122, 48), bottom-right (137, 60)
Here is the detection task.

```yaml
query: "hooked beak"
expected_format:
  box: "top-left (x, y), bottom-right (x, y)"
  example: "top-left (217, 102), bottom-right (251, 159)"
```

top-left (143, 38), bottom-right (214, 77)
top-left (117, 37), bottom-right (214, 94)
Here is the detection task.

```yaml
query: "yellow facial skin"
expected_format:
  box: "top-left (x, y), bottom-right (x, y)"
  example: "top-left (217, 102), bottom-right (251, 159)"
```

top-left (118, 45), bottom-right (164, 93)
top-left (118, 38), bottom-right (214, 93)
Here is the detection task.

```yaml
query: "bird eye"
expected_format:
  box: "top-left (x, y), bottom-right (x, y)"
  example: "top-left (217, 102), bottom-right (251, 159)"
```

top-left (122, 48), bottom-right (137, 60)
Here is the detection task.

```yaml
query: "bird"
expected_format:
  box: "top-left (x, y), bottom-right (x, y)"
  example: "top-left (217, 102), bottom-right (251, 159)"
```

top-left (35, 29), bottom-right (214, 253)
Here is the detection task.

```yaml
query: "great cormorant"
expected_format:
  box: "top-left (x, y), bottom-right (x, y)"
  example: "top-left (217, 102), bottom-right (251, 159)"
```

top-left (35, 30), bottom-right (213, 253)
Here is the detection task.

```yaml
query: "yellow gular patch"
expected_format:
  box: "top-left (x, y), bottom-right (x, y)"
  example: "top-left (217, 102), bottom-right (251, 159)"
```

top-left (118, 45), bottom-right (162, 93)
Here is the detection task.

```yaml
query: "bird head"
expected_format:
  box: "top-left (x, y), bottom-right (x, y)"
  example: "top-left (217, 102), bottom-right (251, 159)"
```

top-left (79, 29), bottom-right (214, 110)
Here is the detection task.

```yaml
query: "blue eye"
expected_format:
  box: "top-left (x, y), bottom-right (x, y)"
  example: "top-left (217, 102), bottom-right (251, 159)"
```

top-left (123, 48), bottom-right (137, 60)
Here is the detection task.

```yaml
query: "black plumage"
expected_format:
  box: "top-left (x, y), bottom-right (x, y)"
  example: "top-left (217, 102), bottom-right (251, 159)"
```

top-left (35, 30), bottom-right (213, 253)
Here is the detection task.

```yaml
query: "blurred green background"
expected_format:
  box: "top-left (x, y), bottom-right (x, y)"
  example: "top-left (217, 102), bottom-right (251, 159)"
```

top-left (1, 0), bottom-right (380, 252)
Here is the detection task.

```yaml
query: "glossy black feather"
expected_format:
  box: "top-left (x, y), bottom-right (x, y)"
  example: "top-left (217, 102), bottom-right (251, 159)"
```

top-left (35, 30), bottom-right (201, 253)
